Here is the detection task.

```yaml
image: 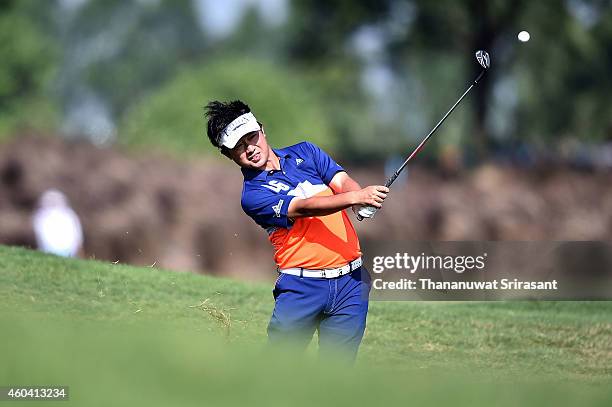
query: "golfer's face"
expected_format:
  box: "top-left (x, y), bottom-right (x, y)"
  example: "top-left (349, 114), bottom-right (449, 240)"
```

top-left (230, 130), bottom-right (268, 169)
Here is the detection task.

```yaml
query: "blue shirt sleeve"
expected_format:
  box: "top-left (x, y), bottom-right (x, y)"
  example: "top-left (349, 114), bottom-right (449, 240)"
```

top-left (241, 187), bottom-right (296, 229)
top-left (303, 142), bottom-right (344, 184)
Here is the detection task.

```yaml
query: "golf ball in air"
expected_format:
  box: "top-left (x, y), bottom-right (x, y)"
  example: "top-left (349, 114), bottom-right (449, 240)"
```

top-left (518, 31), bottom-right (530, 42)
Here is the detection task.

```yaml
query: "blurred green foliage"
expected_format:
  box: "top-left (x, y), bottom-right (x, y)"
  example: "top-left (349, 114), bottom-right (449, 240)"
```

top-left (0, 0), bottom-right (611, 160)
top-left (72, 0), bottom-right (206, 117)
top-left (288, 0), bottom-right (390, 61)
top-left (119, 57), bottom-right (335, 155)
top-left (288, 0), bottom-right (612, 158)
top-left (0, 0), bottom-right (59, 139)
top-left (515, 1), bottom-right (612, 143)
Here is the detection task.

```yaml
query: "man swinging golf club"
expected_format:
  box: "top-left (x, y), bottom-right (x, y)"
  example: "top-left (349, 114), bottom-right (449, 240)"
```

top-left (204, 100), bottom-right (388, 360)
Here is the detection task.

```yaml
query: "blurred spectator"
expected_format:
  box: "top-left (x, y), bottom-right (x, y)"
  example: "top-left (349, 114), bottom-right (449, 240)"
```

top-left (32, 189), bottom-right (83, 258)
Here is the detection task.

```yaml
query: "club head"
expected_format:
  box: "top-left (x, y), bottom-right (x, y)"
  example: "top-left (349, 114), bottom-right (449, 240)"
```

top-left (475, 50), bottom-right (490, 69)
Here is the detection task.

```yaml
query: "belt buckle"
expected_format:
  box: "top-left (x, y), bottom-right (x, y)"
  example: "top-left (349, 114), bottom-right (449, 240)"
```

top-left (339, 265), bottom-right (346, 277)
top-left (323, 268), bottom-right (335, 279)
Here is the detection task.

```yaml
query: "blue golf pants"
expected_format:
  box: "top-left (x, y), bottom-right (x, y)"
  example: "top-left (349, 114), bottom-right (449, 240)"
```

top-left (268, 267), bottom-right (371, 360)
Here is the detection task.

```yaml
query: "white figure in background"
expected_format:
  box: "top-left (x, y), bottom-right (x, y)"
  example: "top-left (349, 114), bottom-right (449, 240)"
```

top-left (32, 189), bottom-right (83, 258)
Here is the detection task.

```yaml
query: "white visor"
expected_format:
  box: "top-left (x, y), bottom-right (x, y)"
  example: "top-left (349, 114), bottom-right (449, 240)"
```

top-left (219, 112), bottom-right (261, 149)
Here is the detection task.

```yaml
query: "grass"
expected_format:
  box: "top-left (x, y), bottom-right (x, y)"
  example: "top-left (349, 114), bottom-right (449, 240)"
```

top-left (1, 245), bottom-right (611, 406)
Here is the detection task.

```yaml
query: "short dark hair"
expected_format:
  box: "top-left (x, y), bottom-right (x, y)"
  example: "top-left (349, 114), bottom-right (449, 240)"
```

top-left (204, 100), bottom-right (251, 156)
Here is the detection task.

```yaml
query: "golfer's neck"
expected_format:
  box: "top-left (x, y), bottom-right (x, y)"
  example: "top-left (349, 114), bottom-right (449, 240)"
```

top-left (264, 148), bottom-right (281, 171)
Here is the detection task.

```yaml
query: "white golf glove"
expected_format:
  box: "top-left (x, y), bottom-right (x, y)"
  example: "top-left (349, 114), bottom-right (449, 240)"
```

top-left (355, 205), bottom-right (378, 220)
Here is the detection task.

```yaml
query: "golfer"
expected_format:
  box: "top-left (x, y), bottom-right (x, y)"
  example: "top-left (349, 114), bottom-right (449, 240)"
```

top-left (204, 100), bottom-right (388, 360)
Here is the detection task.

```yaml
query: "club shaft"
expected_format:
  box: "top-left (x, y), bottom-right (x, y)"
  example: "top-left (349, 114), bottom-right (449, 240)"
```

top-left (384, 69), bottom-right (486, 188)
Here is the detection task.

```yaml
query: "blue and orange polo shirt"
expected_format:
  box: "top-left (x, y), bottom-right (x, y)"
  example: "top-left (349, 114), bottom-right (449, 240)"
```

top-left (241, 141), bottom-right (361, 270)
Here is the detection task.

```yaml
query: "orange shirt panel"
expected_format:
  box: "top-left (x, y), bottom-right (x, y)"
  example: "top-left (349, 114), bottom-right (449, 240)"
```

top-left (269, 188), bottom-right (361, 269)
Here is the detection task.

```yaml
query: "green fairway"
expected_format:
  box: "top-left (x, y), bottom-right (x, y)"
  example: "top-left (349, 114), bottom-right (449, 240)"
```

top-left (1, 245), bottom-right (611, 406)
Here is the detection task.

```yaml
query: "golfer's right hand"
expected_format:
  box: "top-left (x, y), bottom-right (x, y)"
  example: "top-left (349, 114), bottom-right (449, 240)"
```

top-left (353, 185), bottom-right (389, 208)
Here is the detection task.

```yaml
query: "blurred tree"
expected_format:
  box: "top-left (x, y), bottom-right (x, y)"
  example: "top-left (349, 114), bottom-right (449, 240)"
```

top-left (379, 0), bottom-right (529, 160)
top-left (0, 0), bottom-right (59, 137)
top-left (3, 0), bottom-right (607, 163)
top-left (288, 0), bottom-right (390, 61)
top-left (515, 1), bottom-right (612, 144)
top-left (119, 57), bottom-right (335, 156)
top-left (59, 0), bottom-right (206, 120)
top-left (287, 0), bottom-right (612, 163)
top-left (285, 0), bottom-right (390, 161)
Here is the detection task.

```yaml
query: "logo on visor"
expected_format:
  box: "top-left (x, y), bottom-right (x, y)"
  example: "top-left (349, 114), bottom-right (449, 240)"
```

top-left (232, 122), bottom-right (246, 131)
top-left (272, 199), bottom-right (284, 218)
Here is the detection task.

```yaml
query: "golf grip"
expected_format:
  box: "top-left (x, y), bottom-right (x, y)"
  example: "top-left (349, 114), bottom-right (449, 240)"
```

top-left (355, 173), bottom-right (396, 221)
top-left (356, 69), bottom-right (487, 222)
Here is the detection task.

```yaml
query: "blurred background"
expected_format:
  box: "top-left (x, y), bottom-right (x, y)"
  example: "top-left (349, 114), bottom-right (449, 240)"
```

top-left (0, 0), bottom-right (611, 280)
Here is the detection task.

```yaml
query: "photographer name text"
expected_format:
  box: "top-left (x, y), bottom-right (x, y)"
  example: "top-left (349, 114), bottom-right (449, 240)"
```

top-left (372, 278), bottom-right (558, 291)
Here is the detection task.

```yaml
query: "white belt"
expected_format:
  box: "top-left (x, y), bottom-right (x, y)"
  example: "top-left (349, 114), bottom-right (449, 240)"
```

top-left (278, 257), bottom-right (362, 279)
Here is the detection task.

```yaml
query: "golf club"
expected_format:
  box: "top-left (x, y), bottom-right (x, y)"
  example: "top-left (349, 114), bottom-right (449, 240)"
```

top-left (357, 50), bottom-right (491, 221)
